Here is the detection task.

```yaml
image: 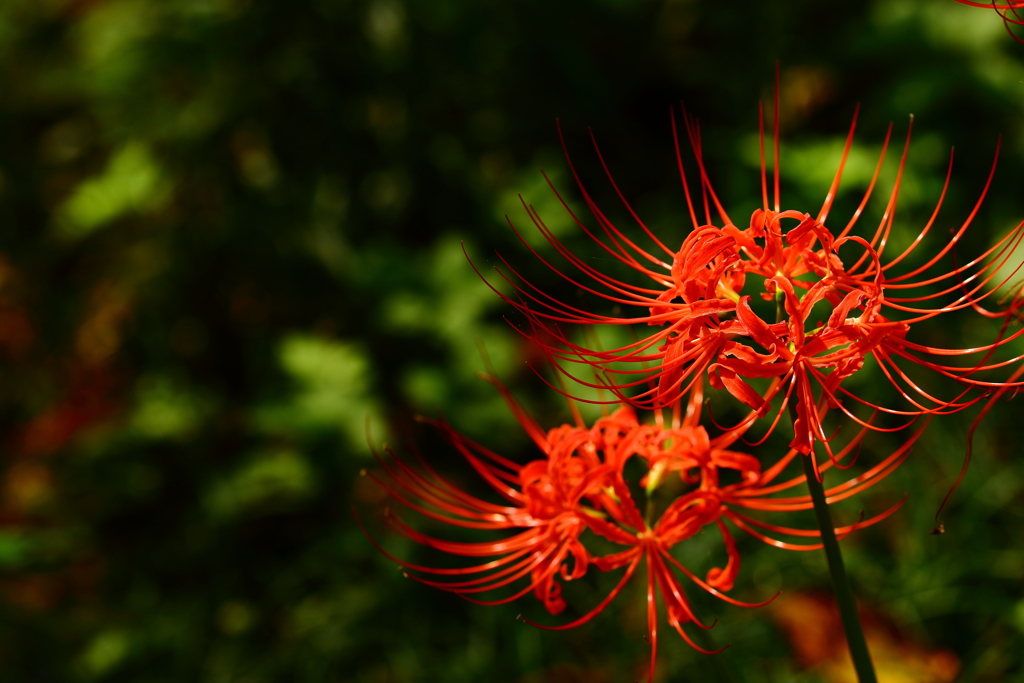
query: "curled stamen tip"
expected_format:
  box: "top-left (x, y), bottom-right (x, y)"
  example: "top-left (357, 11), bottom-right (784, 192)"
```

top-left (401, 570), bottom-right (409, 577)
top-left (930, 523), bottom-right (945, 535)
top-left (515, 614), bottom-right (524, 621)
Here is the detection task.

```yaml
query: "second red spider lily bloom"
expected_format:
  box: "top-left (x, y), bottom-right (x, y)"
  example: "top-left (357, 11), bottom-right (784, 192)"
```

top-left (360, 377), bottom-right (776, 682)
top-left (477, 75), bottom-right (1024, 456)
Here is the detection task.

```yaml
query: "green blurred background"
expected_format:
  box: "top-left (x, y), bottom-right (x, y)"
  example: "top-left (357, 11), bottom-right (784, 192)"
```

top-left (0, 0), bottom-right (1023, 681)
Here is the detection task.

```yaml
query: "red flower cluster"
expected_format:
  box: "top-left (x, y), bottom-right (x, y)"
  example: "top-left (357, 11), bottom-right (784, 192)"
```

top-left (361, 376), bottom-right (914, 680)
top-left (362, 73), bottom-right (1024, 681)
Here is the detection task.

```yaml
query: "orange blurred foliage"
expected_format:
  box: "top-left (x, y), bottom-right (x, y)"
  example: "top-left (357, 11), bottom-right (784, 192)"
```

top-left (772, 593), bottom-right (959, 683)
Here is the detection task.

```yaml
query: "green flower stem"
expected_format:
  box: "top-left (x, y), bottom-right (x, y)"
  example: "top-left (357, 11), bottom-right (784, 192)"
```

top-left (776, 290), bottom-right (876, 682)
top-left (800, 447), bottom-right (878, 683)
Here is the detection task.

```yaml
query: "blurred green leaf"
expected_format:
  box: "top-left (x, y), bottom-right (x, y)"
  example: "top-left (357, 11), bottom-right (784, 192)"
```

top-left (57, 142), bottom-right (170, 237)
top-left (205, 448), bottom-right (315, 519)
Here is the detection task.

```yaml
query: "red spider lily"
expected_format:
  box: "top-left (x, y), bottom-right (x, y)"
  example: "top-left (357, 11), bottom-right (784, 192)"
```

top-left (360, 376), bottom-right (918, 682)
top-left (474, 72), bottom-right (1024, 457)
top-left (951, 0), bottom-right (1024, 43)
